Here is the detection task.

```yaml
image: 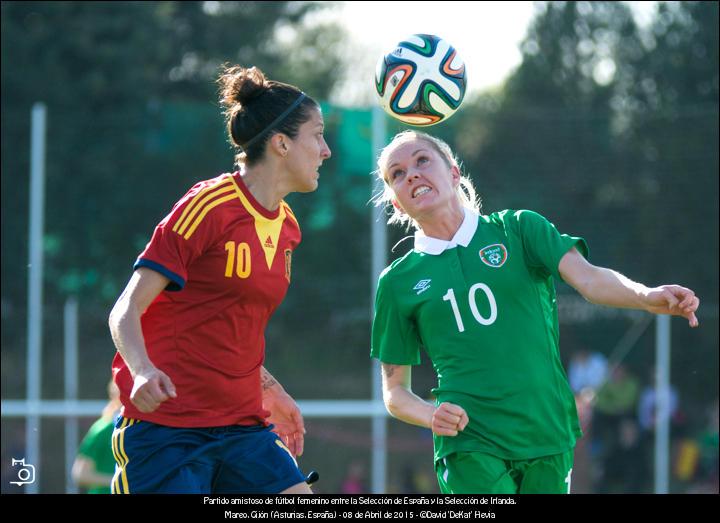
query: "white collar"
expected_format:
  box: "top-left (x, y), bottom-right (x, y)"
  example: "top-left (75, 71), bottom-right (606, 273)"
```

top-left (414, 207), bottom-right (479, 255)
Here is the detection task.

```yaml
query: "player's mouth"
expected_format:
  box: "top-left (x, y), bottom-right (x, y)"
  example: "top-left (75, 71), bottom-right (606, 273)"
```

top-left (412, 185), bottom-right (432, 198)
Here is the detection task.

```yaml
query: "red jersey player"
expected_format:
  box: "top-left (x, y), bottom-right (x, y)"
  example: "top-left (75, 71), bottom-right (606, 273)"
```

top-left (108, 65), bottom-right (331, 494)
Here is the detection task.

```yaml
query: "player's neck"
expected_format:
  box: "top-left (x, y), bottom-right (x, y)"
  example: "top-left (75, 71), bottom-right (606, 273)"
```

top-left (416, 205), bottom-right (465, 241)
top-left (241, 165), bottom-right (284, 211)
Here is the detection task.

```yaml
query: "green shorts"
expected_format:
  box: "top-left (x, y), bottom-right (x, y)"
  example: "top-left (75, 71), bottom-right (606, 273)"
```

top-left (435, 449), bottom-right (574, 494)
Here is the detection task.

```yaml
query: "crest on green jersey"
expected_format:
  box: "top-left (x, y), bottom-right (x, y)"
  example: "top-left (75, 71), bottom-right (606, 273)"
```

top-left (479, 243), bottom-right (508, 268)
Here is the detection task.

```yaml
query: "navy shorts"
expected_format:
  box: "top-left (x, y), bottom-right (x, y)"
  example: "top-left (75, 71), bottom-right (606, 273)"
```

top-left (110, 417), bottom-right (306, 494)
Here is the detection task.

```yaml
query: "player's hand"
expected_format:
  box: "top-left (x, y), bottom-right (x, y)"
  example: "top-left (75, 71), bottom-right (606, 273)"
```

top-left (264, 390), bottom-right (306, 457)
top-left (431, 402), bottom-right (469, 437)
top-left (642, 285), bottom-right (700, 328)
top-left (129, 367), bottom-right (177, 413)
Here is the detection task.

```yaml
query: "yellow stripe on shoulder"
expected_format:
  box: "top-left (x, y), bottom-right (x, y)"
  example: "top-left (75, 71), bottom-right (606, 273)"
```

top-left (282, 202), bottom-right (299, 226)
top-left (172, 178), bottom-right (234, 236)
top-left (183, 193), bottom-right (237, 239)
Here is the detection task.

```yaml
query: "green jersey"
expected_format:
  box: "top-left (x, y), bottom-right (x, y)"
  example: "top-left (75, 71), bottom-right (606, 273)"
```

top-left (371, 209), bottom-right (588, 462)
top-left (77, 416), bottom-right (116, 494)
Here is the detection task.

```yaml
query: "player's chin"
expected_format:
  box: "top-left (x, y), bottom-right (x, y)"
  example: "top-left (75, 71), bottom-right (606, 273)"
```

top-left (298, 178), bottom-right (319, 193)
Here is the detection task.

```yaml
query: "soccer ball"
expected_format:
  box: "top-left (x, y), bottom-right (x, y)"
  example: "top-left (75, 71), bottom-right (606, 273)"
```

top-left (375, 34), bottom-right (466, 126)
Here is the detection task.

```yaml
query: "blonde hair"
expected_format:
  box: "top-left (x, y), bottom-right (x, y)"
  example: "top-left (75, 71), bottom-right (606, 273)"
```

top-left (373, 130), bottom-right (481, 231)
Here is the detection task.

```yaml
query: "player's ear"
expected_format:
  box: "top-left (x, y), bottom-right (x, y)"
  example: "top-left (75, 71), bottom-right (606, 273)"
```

top-left (270, 133), bottom-right (289, 158)
top-left (450, 165), bottom-right (461, 187)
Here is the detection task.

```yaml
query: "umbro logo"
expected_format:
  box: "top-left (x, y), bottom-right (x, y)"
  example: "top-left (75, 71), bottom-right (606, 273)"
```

top-left (413, 279), bottom-right (432, 295)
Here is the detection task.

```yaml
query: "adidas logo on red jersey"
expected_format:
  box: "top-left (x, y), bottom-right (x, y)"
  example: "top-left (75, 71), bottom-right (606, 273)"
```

top-left (264, 236), bottom-right (274, 249)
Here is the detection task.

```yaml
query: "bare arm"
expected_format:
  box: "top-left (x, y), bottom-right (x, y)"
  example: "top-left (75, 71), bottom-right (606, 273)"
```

top-left (381, 363), bottom-right (468, 436)
top-left (261, 366), bottom-right (305, 457)
top-left (559, 247), bottom-right (700, 327)
top-left (108, 268), bottom-right (177, 412)
top-left (71, 456), bottom-right (114, 489)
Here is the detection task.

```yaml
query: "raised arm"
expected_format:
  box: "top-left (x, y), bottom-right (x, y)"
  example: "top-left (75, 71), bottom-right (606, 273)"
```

top-left (559, 247), bottom-right (700, 327)
top-left (109, 267), bottom-right (177, 412)
top-left (381, 363), bottom-right (468, 437)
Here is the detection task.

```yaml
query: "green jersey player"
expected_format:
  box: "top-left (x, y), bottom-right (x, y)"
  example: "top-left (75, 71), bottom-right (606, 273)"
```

top-left (72, 380), bottom-right (120, 493)
top-left (370, 131), bottom-right (700, 494)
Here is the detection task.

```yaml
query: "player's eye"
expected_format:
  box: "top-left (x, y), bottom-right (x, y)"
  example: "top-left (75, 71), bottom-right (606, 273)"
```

top-left (417, 156), bottom-right (429, 165)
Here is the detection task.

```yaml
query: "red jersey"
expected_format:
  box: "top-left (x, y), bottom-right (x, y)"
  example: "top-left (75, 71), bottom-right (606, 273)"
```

top-left (112, 171), bottom-right (301, 427)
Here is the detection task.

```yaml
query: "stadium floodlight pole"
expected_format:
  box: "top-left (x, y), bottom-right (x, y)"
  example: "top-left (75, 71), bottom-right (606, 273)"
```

top-left (64, 296), bottom-right (79, 493)
top-left (370, 105), bottom-right (388, 494)
top-left (654, 315), bottom-right (671, 494)
top-left (26, 102), bottom-right (47, 494)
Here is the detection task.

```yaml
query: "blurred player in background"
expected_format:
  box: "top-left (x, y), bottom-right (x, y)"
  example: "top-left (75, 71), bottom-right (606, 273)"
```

top-left (108, 65), bottom-right (331, 494)
top-left (72, 380), bottom-right (121, 494)
top-left (370, 130), bottom-right (700, 494)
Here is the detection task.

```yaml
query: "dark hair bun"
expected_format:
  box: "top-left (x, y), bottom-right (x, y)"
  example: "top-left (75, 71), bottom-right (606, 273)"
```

top-left (218, 65), bottom-right (267, 110)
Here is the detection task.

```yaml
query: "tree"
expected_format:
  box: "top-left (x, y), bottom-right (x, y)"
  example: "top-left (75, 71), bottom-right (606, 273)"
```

top-left (622, 1), bottom-right (719, 287)
top-left (0, 1), bottom-right (347, 396)
top-left (444, 0), bottom-right (717, 429)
